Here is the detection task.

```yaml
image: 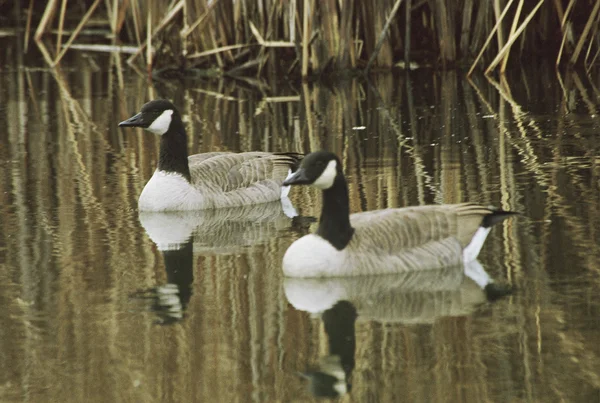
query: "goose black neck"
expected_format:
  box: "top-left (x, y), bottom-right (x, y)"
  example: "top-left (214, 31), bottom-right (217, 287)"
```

top-left (317, 175), bottom-right (354, 250)
top-left (163, 240), bottom-right (194, 309)
top-left (158, 118), bottom-right (191, 182)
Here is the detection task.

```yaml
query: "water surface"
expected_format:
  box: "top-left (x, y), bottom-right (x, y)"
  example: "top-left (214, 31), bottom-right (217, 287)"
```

top-left (1, 51), bottom-right (600, 402)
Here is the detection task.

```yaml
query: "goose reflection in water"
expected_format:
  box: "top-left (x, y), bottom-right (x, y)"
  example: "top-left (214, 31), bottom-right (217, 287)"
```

top-left (132, 201), bottom-right (313, 324)
top-left (286, 260), bottom-right (512, 398)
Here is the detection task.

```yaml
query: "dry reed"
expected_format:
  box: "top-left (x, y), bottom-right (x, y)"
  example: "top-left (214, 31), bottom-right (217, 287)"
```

top-left (0, 0), bottom-right (594, 77)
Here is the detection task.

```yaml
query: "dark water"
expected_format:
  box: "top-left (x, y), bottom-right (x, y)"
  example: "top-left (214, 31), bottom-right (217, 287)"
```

top-left (1, 49), bottom-right (600, 402)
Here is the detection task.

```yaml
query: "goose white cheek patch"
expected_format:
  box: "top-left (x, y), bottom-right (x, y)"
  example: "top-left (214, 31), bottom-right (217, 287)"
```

top-left (313, 160), bottom-right (337, 189)
top-left (147, 109), bottom-right (174, 135)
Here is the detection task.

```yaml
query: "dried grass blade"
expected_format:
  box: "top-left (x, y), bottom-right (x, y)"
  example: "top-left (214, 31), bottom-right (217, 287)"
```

top-left (24, 0), bottom-right (34, 52)
top-left (262, 40), bottom-right (295, 48)
top-left (366, 0), bottom-right (404, 72)
top-left (587, 44), bottom-right (600, 73)
top-left (55, 0), bottom-right (68, 56)
top-left (34, 0), bottom-right (59, 41)
top-left (52, 0), bottom-right (102, 66)
top-left (249, 21), bottom-right (265, 45)
top-left (500, 0), bottom-right (523, 73)
top-left (130, 0), bottom-right (142, 46)
top-left (128, 0), bottom-right (184, 64)
top-left (556, 0), bottom-right (577, 67)
top-left (492, 0), bottom-right (505, 51)
top-left (146, 5), bottom-right (152, 76)
top-left (289, 0), bottom-right (296, 42)
top-left (181, 0), bottom-right (220, 39)
top-left (569, 0), bottom-right (600, 65)
top-left (187, 44), bottom-right (253, 59)
top-left (583, 15), bottom-right (600, 67)
top-left (485, 0), bottom-right (544, 75)
top-left (264, 96), bottom-right (301, 102)
top-left (67, 44), bottom-right (140, 53)
top-left (35, 40), bottom-right (55, 66)
top-left (467, 0), bottom-right (514, 77)
top-left (301, 0), bottom-right (311, 77)
top-left (111, 0), bottom-right (119, 35)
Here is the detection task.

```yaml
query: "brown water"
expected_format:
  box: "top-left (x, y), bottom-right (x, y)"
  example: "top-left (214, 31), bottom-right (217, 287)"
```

top-left (1, 50), bottom-right (600, 402)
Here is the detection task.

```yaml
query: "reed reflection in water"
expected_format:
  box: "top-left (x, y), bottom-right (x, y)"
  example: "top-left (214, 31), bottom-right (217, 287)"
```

top-left (1, 54), bottom-right (599, 402)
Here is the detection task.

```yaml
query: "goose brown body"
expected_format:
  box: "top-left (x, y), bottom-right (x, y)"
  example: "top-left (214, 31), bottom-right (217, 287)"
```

top-left (187, 151), bottom-right (301, 206)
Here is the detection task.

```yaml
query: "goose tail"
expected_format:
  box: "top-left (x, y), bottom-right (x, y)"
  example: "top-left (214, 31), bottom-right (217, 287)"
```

top-left (481, 209), bottom-right (519, 228)
top-left (463, 208), bottom-right (518, 262)
top-left (276, 152), bottom-right (304, 198)
top-left (274, 152), bottom-right (304, 172)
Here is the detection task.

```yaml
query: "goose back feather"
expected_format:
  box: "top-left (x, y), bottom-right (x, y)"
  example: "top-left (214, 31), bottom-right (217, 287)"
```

top-left (188, 152), bottom-right (302, 198)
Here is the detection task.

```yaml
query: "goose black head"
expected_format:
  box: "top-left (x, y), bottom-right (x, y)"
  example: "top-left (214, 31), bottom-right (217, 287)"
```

top-left (283, 151), bottom-right (342, 190)
top-left (119, 99), bottom-right (180, 135)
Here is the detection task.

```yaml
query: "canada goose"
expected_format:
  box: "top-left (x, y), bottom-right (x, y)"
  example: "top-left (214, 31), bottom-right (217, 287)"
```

top-left (282, 151), bottom-right (518, 277)
top-left (118, 99), bottom-right (303, 211)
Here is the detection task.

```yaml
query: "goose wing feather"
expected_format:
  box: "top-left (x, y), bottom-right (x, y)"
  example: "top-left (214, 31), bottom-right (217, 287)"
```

top-left (187, 151), bottom-right (233, 166)
top-left (188, 152), bottom-right (302, 198)
top-left (349, 203), bottom-right (492, 253)
top-left (330, 204), bottom-right (494, 273)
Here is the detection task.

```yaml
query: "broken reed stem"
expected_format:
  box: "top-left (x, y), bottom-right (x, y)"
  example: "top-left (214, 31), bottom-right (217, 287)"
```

top-left (366, 0), bottom-right (404, 72)
top-left (587, 44), bottom-right (600, 73)
top-left (493, 0), bottom-right (505, 53)
top-left (187, 44), bottom-right (254, 59)
top-left (583, 19), bottom-right (599, 67)
top-left (111, 0), bottom-right (119, 36)
top-left (130, 0), bottom-right (142, 46)
top-left (55, 0), bottom-right (67, 57)
top-left (67, 44), bottom-right (139, 53)
top-left (128, 1), bottom-right (184, 65)
top-left (34, 0), bottom-right (58, 41)
top-left (553, 0), bottom-right (564, 24)
top-left (35, 40), bottom-right (54, 66)
top-left (569, 0), bottom-right (600, 65)
top-left (52, 0), bottom-right (102, 66)
top-left (485, 0), bottom-right (544, 75)
top-left (146, 5), bottom-right (152, 77)
top-left (249, 21), bottom-right (294, 47)
top-left (301, 0), bottom-right (310, 78)
top-left (181, 0), bottom-right (219, 39)
top-left (467, 0), bottom-right (514, 77)
top-left (24, 0), bottom-right (34, 52)
top-left (500, 0), bottom-right (523, 73)
top-left (405, 0), bottom-right (411, 65)
top-left (181, 0), bottom-right (188, 56)
top-left (289, 0), bottom-right (296, 42)
top-left (556, 0), bottom-right (577, 67)
top-left (560, 0), bottom-right (577, 29)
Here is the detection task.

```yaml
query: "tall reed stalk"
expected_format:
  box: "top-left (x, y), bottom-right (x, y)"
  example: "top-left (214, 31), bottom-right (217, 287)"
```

top-left (6, 0), bottom-right (599, 77)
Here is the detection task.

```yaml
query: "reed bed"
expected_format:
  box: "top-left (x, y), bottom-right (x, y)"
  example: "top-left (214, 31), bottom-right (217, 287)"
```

top-left (3, 0), bottom-right (600, 78)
